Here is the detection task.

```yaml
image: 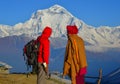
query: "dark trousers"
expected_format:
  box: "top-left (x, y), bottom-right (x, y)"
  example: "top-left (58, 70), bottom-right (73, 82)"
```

top-left (37, 63), bottom-right (46, 84)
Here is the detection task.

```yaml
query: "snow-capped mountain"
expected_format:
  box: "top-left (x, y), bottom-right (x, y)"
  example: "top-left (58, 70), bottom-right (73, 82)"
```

top-left (0, 5), bottom-right (120, 47)
top-left (0, 5), bottom-right (120, 75)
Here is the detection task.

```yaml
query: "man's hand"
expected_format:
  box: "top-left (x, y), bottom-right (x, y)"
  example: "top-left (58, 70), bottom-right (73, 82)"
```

top-left (43, 62), bottom-right (50, 79)
top-left (43, 62), bottom-right (48, 73)
top-left (43, 62), bottom-right (47, 68)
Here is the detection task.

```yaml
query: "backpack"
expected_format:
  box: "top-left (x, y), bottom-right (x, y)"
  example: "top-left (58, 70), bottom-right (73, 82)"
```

top-left (23, 39), bottom-right (40, 74)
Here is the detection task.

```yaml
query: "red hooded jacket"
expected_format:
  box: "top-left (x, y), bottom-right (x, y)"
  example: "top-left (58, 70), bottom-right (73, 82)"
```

top-left (37, 26), bottom-right (52, 64)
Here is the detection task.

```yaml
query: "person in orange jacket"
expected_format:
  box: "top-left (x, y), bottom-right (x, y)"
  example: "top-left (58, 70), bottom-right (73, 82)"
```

top-left (36, 26), bottom-right (52, 84)
top-left (63, 25), bottom-right (88, 84)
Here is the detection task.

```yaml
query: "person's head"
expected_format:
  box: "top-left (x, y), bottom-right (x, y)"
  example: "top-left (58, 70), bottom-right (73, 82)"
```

top-left (42, 26), bottom-right (52, 38)
top-left (66, 25), bottom-right (78, 35)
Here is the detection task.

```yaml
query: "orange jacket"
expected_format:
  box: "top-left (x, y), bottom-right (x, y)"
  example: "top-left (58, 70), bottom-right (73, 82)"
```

top-left (63, 34), bottom-right (88, 84)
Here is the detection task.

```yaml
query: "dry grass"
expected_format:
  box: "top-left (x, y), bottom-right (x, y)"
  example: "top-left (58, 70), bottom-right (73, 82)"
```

top-left (0, 74), bottom-right (65, 84)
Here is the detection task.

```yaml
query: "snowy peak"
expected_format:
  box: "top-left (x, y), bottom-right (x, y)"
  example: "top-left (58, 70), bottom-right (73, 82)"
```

top-left (0, 4), bottom-right (86, 38)
top-left (0, 5), bottom-right (120, 47)
top-left (31, 4), bottom-right (72, 19)
top-left (48, 4), bottom-right (70, 14)
top-left (28, 5), bottom-right (85, 37)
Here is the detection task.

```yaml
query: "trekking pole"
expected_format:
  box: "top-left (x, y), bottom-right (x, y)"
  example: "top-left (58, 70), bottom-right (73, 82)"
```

top-left (97, 68), bottom-right (102, 84)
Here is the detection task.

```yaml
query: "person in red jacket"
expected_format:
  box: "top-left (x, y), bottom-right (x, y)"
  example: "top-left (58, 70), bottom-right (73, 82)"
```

top-left (36, 26), bottom-right (52, 84)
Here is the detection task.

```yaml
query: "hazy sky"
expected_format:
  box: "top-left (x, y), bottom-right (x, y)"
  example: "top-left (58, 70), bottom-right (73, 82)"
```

top-left (0, 0), bottom-right (120, 27)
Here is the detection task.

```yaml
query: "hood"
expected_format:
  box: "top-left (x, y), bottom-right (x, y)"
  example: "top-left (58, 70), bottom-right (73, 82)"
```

top-left (41, 26), bottom-right (52, 38)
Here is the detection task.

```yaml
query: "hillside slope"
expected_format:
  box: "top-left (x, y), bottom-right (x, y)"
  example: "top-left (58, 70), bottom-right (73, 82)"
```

top-left (0, 74), bottom-right (66, 84)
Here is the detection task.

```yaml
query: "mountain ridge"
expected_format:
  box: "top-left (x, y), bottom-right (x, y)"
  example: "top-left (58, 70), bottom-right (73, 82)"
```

top-left (0, 4), bottom-right (120, 47)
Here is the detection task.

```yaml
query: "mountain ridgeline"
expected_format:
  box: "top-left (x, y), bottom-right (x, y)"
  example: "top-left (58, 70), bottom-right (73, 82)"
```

top-left (0, 5), bottom-right (120, 47)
